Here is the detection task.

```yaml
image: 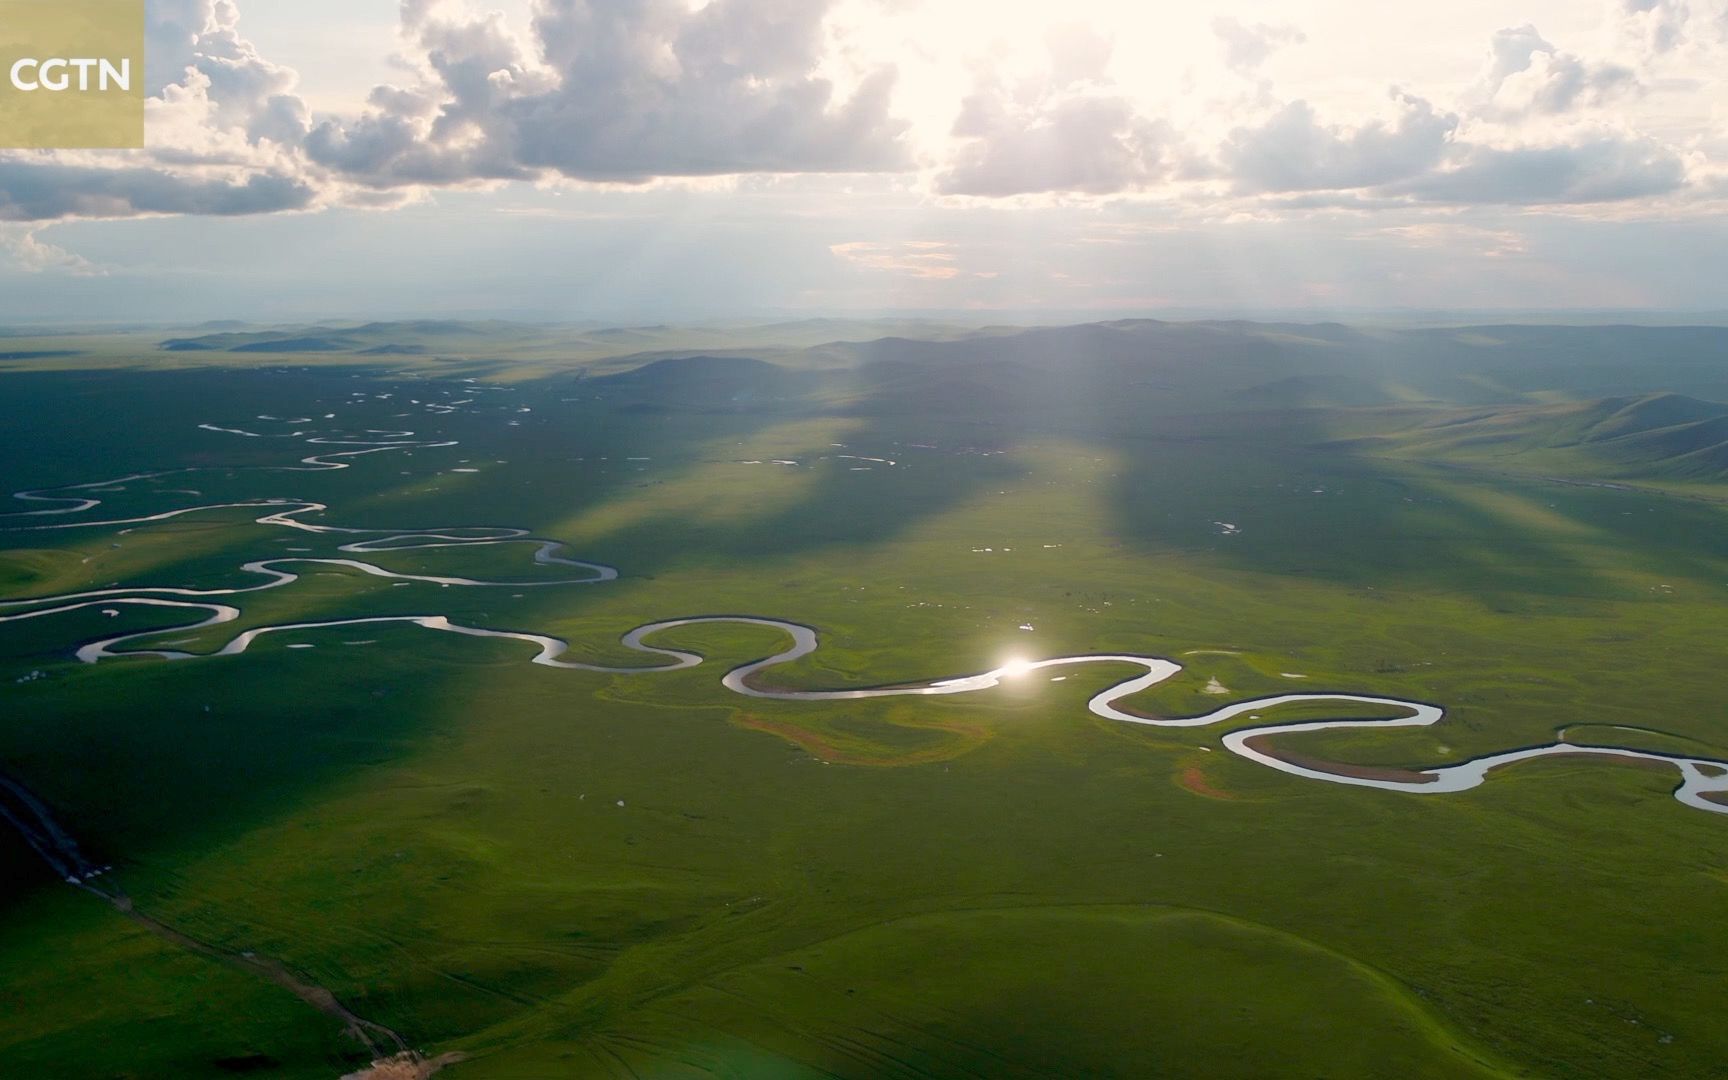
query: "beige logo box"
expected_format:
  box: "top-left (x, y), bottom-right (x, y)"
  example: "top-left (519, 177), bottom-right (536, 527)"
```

top-left (0, 0), bottom-right (143, 149)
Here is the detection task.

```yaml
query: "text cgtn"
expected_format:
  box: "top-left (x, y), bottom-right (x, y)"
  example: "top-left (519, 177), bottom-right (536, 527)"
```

top-left (9, 58), bottom-right (131, 93)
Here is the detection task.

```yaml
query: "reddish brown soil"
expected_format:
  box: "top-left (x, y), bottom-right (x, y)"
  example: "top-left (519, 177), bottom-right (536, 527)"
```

top-left (343, 1052), bottom-right (466, 1080)
top-left (732, 711), bottom-right (989, 766)
top-left (1176, 764), bottom-right (1236, 800)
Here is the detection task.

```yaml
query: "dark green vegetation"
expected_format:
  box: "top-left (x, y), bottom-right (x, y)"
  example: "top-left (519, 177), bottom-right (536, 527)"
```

top-left (1349, 392), bottom-right (1728, 486)
top-left (1, 318), bottom-right (1726, 1078)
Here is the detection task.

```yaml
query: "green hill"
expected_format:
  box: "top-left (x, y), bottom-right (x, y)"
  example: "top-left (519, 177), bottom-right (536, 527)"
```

top-left (1351, 392), bottom-right (1728, 482)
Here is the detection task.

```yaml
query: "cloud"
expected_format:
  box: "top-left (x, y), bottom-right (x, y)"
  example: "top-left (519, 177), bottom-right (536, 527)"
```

top-left (1044, 23), bottom-right (1117, 86)
top-left (0, 159), bottom-right (314, 221)
top-left (1390, 134), bottom-right (1686, 204)
top-left (1211, 81), bottom-right (1683, 207)
top-left (0, 226), bottom-right (108, 275)
top-left (1376, 222), bottom-right (1528, 258)
top-left (1615, 0), bottom-right (1724, 54)
top-left (1219, 92), bottom-right (1459, 194)
top-left (1476, 25), bottom-right (1638, 118)
top-left (936, 29), bottom-right (1173, 197)
top-left (1212, 18), bottom-right (1305, 73)
top-left (939, 93), bottom-right (1172, 197)
top-left (0, 0), bottom-right (318, 221)
top-left (830, 239), bottom-right (961, 279)
top-left (0, 0), bottom-right (1714, 222)
top-left (308, 0), bottom-right (909, 187)
top-left (0, 0), bottom-right (907, 221)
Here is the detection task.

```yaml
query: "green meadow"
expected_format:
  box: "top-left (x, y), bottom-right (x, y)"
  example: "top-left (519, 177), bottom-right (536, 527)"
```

top-left (1, 320), bottom-right (1725, 1078)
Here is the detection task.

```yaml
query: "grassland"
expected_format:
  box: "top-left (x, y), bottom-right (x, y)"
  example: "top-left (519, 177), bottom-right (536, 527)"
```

top-left (1, 320), bottom-right (1725, 1078)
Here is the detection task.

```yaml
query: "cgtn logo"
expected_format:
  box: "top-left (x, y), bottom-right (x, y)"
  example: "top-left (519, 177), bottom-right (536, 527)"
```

top-left (8, 56), bottom-right (130, 93)
top-left (0, 0), bottom-right (145, 149)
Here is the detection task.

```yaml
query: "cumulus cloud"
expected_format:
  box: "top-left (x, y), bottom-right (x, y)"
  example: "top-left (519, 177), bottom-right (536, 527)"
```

top-left (0, 227), bottom-right (107, 275)
top-left (0, 0), bottom-right (907, 224)
top-left (0, 0), bottom-right (1715, 227)
top-left (1219, 92), bottom-right (1458, 194)
top-left (1475, 25), bottom-right (1638, 118)
top-left (939, 93), bottom-right (1172, 197)
top-left (1212, 18), bottom-right (1305, 73)
top-left (0, 159), bottom-right (314, 220)
top-left (1616, 0), bottom-right (1716, 54)
top-left (1209, 81), bottom-right (1683, 207)
top-left (1391, 134), bottom-right (1686, 204)
top-left (936, 28), bottom-right (1173, 197)
top-left (0, 0), bottom-right (317, 222)
top-left (308, 0), bottom-right (908, 187)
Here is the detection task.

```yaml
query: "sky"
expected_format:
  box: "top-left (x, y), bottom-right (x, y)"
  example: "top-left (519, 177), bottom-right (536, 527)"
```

top-left (2, 0), bottom-right (1726, 323)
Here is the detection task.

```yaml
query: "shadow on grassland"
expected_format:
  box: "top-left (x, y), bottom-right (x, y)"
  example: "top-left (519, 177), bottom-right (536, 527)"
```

top-left (1095, 405), bottom-right (1728, 600)
top-left (0, 359), bottom-right (1027, 909)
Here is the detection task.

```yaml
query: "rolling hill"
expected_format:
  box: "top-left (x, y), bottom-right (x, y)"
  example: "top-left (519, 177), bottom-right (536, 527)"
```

top-left (1345, 393), bottom-right (1728, 482)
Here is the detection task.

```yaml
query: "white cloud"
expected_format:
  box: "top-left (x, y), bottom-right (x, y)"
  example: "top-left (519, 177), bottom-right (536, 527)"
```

top-left (308, 0), bottom-right (909, 187)
top-left (0, 226), bottom-right (108, 275)
top-left (1475, 25), bottom-right (1638, 118)
top-left (934, 26), bottom-right (1175, 197)
top-left (939, 90), bottom-right (1172, 197)
top-left (1212, 17), bottom-right (1305, 74)
top-left (0, 0), bottom-right (1722, 222)
top-left (1615, 0), bottom-right (1722, 55)
top-left (830, 239), bottom-right (961, 279)
top-left (0, 0), bottom-right (319, 222)
top-left (1392, 133), bottom-right (1686, 204)
top-left (0, 0), bottom-right (909, 220)
top-left (1219, 92), bottom-right (1458, 194)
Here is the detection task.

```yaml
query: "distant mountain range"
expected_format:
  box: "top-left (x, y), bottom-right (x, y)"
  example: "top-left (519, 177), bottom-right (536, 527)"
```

top-left (146, 317), bottom-right (1728, 481)
top-left (1351, 393), bottom-right (1728, 482)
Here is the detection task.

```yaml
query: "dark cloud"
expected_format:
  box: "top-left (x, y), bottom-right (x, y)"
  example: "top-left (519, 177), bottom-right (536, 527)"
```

top-left (0, 161), bottom-right (315, 221)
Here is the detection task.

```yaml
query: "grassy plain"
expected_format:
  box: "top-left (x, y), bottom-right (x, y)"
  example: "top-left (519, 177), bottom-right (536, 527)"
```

top-left (0, 321), bottom-right (1725, 1078)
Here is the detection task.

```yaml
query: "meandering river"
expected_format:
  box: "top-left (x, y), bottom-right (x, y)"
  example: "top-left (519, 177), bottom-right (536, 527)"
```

top-left (5, 423), bottom-right (1725, 816)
